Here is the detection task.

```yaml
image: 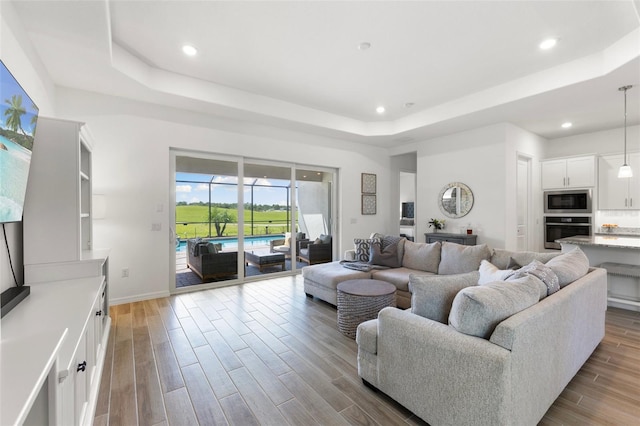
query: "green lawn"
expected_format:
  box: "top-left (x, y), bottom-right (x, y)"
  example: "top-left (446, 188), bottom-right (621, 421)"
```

top-left (175, 205), bottom-right (294, 238)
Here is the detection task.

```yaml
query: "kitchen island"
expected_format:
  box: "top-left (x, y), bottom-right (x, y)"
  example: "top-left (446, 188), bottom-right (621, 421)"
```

top-left (557, 235), bottom-right (640, 311)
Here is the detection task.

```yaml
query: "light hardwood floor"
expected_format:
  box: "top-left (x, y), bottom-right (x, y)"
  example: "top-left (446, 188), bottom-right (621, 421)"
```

top-left (94, 275), bottom-right (640, 426)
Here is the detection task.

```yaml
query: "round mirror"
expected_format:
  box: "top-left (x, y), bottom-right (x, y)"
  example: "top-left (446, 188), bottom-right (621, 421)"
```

top-left (438, 182), bottom-right (474, 218)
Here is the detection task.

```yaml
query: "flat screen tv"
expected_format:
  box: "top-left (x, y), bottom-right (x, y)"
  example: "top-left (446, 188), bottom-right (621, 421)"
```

top-left (0, 59), bottom-right (39, 223)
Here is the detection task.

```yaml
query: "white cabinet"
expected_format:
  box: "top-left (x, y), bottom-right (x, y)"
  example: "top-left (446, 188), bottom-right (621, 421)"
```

top-left (541, 156), bottom-right (595, 189)
top-left (24, 117), bottom-right (96, 282)
top-left (0, 268), bottom-right (110, 426)
top-left (598, 153), bottom-right (640, 210)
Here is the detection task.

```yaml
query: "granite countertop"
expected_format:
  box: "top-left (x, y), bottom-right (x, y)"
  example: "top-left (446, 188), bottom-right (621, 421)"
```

top-left (556, 235), bottom-right (640, 250)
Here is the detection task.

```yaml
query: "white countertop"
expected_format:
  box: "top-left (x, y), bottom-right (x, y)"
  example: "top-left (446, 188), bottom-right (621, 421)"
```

top-left (556, 235), bottom-right (640, 250)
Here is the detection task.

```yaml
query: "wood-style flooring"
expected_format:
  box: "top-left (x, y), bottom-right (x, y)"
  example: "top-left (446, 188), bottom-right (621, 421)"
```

top-left (93, 275), bottom-right (640, 426)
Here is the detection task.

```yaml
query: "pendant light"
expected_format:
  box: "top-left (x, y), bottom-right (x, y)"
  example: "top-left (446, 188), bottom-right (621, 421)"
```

top-left (618, 85), bottom-right (633, 178)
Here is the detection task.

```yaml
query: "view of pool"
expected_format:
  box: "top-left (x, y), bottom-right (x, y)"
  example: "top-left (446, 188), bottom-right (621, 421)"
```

top-left (176, 235), bottom-right (284, 252)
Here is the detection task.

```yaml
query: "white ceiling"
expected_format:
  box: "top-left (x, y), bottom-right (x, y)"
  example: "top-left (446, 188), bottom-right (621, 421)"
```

top-left (10, 0), bottom-right (640, 147)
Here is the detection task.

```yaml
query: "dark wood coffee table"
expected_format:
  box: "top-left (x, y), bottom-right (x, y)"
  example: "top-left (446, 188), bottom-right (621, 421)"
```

top-left (245, 251), bottom-right (285, 272)
top-left (336, 279), bottom-right (396, 339)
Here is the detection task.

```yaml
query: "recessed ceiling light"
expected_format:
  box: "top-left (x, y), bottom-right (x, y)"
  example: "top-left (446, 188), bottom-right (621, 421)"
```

top-left (358, 42), bottom-right (371, 51)
top-left (182, 44), bottom-right (198, 56)
top-left (376, 106), bottom-right (385, 114)
top-left (561, 122), bottom-right (573, 129)
top-left (539, 38), bottom-right (558, 50)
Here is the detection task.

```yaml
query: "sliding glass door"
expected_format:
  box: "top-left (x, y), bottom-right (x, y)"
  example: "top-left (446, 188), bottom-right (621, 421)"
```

top-left (171, 151), bottom-right (335, 291)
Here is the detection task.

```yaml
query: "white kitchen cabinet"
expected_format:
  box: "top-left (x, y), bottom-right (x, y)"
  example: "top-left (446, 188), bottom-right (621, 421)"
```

top-left (23, 117), bottom-right (97, 282)
top-left (598, 153), bottom-right (640, 210)
top-left (541, 156), bottom-right (595, 189)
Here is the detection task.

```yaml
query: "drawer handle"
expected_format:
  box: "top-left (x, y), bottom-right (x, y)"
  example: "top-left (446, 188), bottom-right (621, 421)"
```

top-left (96, 310), bottom-right (102, 316)
top-left (77, 361), bottom-right (87, 372)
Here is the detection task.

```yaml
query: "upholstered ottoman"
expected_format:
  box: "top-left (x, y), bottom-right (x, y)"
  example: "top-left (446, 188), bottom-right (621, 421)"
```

top-left (302, 261), bottom-right (372, 305)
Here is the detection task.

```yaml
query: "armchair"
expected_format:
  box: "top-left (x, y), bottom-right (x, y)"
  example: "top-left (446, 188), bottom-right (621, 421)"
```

top-left (187, 239), bottom-right (238, 281)
top-left (270, 232), bottom-right (307, 258)
top-left (298, 234), bottom-right (332, 265)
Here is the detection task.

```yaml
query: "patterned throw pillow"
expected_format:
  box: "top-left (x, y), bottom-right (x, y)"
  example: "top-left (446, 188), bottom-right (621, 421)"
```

top-left (353, 238), bottom-right (381, 262)
top-left (509, 260), bottom-right (560, 298)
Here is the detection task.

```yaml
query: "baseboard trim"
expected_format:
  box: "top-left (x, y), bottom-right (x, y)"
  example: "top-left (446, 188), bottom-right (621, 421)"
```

top-left (110, 290), bottom-right (170, 306)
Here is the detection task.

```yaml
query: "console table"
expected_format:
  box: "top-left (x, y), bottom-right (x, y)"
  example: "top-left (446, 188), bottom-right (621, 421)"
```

top-left (425, 232), bottom-right (477, 245)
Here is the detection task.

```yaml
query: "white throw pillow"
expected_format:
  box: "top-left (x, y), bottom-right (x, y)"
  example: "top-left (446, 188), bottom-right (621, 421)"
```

top-left (477, 260), bottom-right (516, 285)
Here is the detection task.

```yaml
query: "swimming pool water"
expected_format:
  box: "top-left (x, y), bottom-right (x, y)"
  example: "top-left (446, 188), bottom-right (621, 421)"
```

top-left (176, 235), bottom-right (284, 252)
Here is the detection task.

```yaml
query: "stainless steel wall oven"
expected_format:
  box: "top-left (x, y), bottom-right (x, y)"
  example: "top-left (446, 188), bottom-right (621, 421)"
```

top-left (544, 216), bottom-right (592, 250)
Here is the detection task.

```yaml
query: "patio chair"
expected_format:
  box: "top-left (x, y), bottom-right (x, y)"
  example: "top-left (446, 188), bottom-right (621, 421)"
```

top-left (298, 234), bottom-right (332, 265)
top-left (187, 239), bottom-right (238, 281)
top-left (270, 232), bottom-right (307, 258)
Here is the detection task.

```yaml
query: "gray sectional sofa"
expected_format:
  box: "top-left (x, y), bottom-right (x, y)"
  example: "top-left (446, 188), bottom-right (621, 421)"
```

top-left (303, 235), bottom-right (608, 424)
top-left (303, 236), bottom-right (513, 308)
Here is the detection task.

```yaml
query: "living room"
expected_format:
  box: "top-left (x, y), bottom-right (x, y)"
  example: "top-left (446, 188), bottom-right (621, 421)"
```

top-left (1, 1), bottom-right (639, 425)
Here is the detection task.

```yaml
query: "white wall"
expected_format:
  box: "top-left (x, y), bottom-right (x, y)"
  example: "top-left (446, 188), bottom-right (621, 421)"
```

top-left (546, 125), bottom-right (640, 229)
top-left (56, 89), bottom-right (391, 303)
top-left (416, 123), bottom-right (547, 251)
top-left (0, 1), bottom-right (56, 294)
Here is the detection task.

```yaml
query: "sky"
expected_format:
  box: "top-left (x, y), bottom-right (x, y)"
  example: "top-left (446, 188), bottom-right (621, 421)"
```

top-left (176, 172), bottom-right (293, 205)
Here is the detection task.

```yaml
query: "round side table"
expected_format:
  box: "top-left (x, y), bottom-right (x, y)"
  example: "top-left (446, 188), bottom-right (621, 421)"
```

top-left (336, 279), bottom-right (396, 339)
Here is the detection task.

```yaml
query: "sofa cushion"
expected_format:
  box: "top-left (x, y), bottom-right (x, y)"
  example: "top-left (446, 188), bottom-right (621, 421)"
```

top-left (409, 271), bottom-right (479, 323)
top-left (369, 243), bottom-right (401, 268)
top-left (354, 238), bottom-right (381, 262)
top-left (318, 234), bottom-right (332, 244)
top-left (438, 242), bottom-right (491, 275)
top-left (478, 260), bottom-right (516, 285)
top-left (372, 267), bottom-right (425, 292)
top-left (449, 275), bottom-right (542, 339)
top-left (402, 240), bottom-right (441, 273)
top-left (545, 246), bottom-right (590, 287)
top-left (490, 248), bottom-right (559, 270)
top-left (302, 261), bottom-right (371, 289)
top-left (509, 260), bottom-right (559, 297)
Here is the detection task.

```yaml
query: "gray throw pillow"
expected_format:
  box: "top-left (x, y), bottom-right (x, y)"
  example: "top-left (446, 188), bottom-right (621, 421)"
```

top-left (438, 242), bottom-right (491, 275)
top-left (353, 238), bottom-right (381, 262)
top-left (402, 240), bottom-right (441, 273)
top-left (509, 259), bottom-right (559, 298)
top-left (369, 243), bottom-right (401, 268)
top-left (545, 246), bottom-right (590, 287)
top-left (410, 272), bottom-right (479, 323)
top-left (490, 248), bottom-right (559, 270)
top-left (319, 234), bottom-right (332, 244)
top-left (449, 275), bottom-right (541, 339)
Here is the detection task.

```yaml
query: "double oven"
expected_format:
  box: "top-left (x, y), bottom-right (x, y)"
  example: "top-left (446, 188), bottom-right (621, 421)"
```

top-left (543, 189), bottom-right (592, 249)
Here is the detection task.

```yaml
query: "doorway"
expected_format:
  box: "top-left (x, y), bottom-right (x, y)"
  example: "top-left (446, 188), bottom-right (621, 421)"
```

top-left (516, 155), bottom-right (532, 251)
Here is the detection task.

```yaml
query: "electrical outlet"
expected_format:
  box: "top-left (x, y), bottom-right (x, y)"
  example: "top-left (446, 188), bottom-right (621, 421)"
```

top-left (122, 268), bottom-right (129, 278)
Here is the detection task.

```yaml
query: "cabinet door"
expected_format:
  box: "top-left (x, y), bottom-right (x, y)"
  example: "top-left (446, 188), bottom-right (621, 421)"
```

top-left (598, 155), bottom-right (628, 209)
top-left (74, 329), bottom-right (90, 426)
top-left (541, 160), bottom-right (567, 189)
top-left (567, 156), bottom-right (595, 187)
top-left (627, 152), bottom-right (640, 209)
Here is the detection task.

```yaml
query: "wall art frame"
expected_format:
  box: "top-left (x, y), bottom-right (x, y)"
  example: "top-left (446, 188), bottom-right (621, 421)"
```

top-left (361, 173), bottom-right (377, 194)
top-left (362, 194), bottom-right (377, 215)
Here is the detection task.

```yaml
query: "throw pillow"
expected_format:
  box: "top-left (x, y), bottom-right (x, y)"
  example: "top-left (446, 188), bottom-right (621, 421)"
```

top-left (448, 275), bottom-right (541, 339)
top-left (353, 238), bottom-right (381, 262)
top-left (402, 240), bottom-right (441, 273)
top-left (509, 260), bottom-right (560, 297)
top-left (314, 238), bottom-right (322, 244)
top-left (369, 243), bottom-right (401, 268)
top-left (381, 234), bottom-right (402, 250)
top-left (545, 246), bottom-right (590, 287)
top-left (477, 260), bottom-right (516, 285)
top-left (409, 271), bottom-right (479, 323)
top-left (490, 248), bottom-right (559, 270)
top-left (438, 242), bottom-right (491, 275)
top-left (206, 242), bottom-right (219, 254)
top-left (319, 234), bottom-right (332, 244)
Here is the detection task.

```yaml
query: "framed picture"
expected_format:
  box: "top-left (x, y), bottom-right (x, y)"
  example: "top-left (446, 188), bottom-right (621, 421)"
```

top-left (362, 194), bottom-right (377, 215)
top-left (361, 173), bottom-right (377, 194)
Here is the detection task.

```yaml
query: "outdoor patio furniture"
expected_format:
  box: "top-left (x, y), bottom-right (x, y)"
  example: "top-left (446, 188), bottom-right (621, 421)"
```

top-left (270, 232), bottom-right (307, 258)
top-left (187, 239), bottom-right (238, 281)
top-left (298, 234), bottom-right (332, 265)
